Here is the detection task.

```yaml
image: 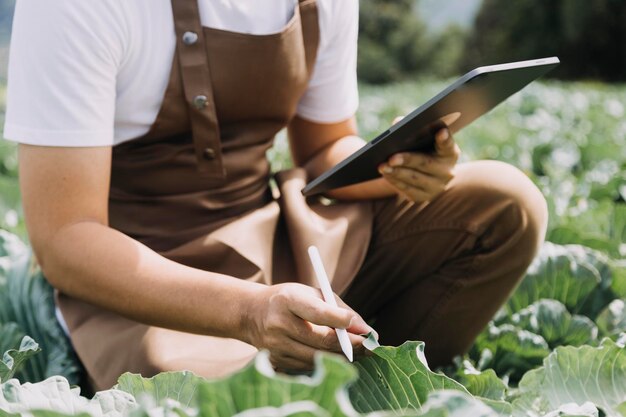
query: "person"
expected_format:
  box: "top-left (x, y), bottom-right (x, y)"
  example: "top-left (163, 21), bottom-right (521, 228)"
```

top-left (4, 0), bottom-right (548, 391)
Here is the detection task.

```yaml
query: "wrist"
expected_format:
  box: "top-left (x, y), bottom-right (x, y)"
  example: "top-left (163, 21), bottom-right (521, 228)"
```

top-left (235, 281), bottom-right (268, 345)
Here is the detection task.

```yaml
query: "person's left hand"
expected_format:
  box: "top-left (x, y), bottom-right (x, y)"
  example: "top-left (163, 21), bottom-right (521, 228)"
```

top-left (378, 126), bottom-right (460, 203)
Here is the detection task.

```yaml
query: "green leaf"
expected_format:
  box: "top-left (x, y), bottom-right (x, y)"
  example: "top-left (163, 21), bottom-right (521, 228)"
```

top-left (507, 243), bottom-right (613, 319)
top-left (542, 402), bottom-right (599, 417)
top-left (228, 401), bottom-right (338, 417)
top-left (548, 226), bottom-right (616, 257)
top-left (511, 300), bottom-right (597, 347)
top-left (547, 199), bottom-right (626, 260)
top-left (0, 231), bottom-right (82, 384)
top-left (418, 390), bottom-right (501, 417)
top-left (609, 203), bottom-right (626, 258)
top-left (116, 370), bottom-right (204, 409)
top-left (616, 401), bottom-right (626, 416)
top-left (0, 230), bottom-right (27, 279)
top-left (564, 316), bottom-right (599, 346)
top-left (511, 397), bottom-right (599, 417)
top-left (596, 299), bottom-right (626, 338)
top-left (349, 335), bottom-right (468, 413)
top-left (565, 244), bottom-right (616, 318)
top-left (0, 323), bottom-right (25, 361)
top-left (0, 336), bottom-right (40, 382)
top-left (0, 376), bottom-right (136, 416)
top-left (610, 260), bottom-right (626, 299)
top-left (471, 324), bottom-right (550, 382)
top-left (454, 360), bottom-right (507, 401)
top-left (201, 354), bottom-right (358, 417)
top-left (118, 351), bottom-right (361, 417)
top-left (514, 338), bottom-right (626, 416)
top-left (450, 360), bottom-right (513, 417)
top-left (507, 243), bottom-right (598, 314)
top-left (117, 339), bottom-right (506, 417)
top-left (203, 391), bottom-right (505, 417)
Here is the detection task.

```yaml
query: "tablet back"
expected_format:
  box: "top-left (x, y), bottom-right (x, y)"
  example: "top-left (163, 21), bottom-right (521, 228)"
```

top-left (302, 57), bottom-right (560, 196)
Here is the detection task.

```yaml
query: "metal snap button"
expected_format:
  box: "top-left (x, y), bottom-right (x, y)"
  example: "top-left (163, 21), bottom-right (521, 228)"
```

top-left (203, 147), bottom-right (216, 160)
top-left (193, 95), bottom-right (208, 110)
top-left (182, 31), bottom-right (199, 46)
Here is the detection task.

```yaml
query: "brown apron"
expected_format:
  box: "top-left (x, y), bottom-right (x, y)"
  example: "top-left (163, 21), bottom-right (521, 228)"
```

top-left (58, 0), bottom-right (373, 389)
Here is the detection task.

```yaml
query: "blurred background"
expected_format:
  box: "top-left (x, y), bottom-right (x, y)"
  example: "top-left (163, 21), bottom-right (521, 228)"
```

top-left (0, 0), bottom-right (625, 391)
top-left (358, 0), bottom-right (626, 84)
top-left (0, 0), bottom-right (625, 258)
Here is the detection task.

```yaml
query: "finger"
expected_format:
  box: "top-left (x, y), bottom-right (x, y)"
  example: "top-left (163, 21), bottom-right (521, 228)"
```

top-left (434, 128), bottom-right (458, 158)
top-left (310, 323), bottom-right (368, 356)
top-left (265, 317), bottom-right (327, 362)
top-left (293, 318), bottom-right (366, 354)
top-left (289, 306), bottom-right (376, 353)
top-left (280, 336), bottom-right (325, 362)
top-left (386, 152), bottom-right (456, 179)
top-left (384, 166), bottom-right (447, 195)
top-left (281, 327), bottom-right (365, 362)
top-left (288, 310), bottom-right (370, 356)
top-left (381, 173), bottom-right (433, 203)
top-left (287, 295), bottom-right (355, 330)
top-left (347, 332), bottom-right (370, 359)
top-left (271, 353), bottom-right (314, 372)
top-left (392, 115), bottom-right (405, 125)
top-left (333, 295), bottom-right (374, 335)
top-left (271, 323), bottom-right (354, 369)
top-left (290, 320), bottom-right (343, 352)
top-left (299, 326), bottom-right (369, 360)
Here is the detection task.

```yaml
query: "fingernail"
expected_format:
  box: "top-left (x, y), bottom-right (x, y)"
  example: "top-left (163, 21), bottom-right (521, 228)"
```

top-left (382, 166), bottom-right (393, 174)
top-left (438, 129), bottom-right (450, 142)
top-left (390, 155), bottom-right (403, 167)
top-left (370, 328), bottom-right (380, 341)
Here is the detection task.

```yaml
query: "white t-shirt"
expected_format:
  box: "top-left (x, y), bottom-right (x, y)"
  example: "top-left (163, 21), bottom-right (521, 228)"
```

top-left (4, 0), bottom-right (359, 147)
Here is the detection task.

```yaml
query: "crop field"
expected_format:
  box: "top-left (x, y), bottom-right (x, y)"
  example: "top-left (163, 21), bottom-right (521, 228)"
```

top-left (358, 80), bottom-right (626, 257)
top-left (0, 83), bottom-right (21, 238)
top-left (1, 80), bottom-right (626, 416)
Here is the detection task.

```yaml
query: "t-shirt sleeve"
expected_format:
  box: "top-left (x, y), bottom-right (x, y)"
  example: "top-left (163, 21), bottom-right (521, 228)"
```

top-left (3, 0), bottom-right (125, 147)
top-left (295, 0), bottom-right (359, 124)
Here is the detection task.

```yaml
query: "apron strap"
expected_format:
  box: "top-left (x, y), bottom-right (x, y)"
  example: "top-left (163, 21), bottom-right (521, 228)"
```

top-left (169, 0), bottom-right (319, 179)
top-left (170, 0), bottom-right (225, 179)
top-left (299, 0), bottom-right (320, 75)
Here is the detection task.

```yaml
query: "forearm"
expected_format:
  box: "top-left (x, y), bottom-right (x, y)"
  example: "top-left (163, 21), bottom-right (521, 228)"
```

top-left (41, 220), bottom-right (263, 340)
top-left (302, 135), bottom-right (397, 200)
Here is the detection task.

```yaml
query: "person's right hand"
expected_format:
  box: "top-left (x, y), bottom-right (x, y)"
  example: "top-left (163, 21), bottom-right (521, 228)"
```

top-left (242, 282), bottom-right (375, 371)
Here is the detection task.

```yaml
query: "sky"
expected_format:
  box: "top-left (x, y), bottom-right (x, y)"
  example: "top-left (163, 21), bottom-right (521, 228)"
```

top-left (418, 0), bottom-right (482, 32)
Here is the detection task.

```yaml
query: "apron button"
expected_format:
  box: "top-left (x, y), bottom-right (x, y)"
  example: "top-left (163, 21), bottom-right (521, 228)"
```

top-left (182, 31), bottom-right (199, 46)
top-left (193, 95), bottom-right (208, 110)
top-left (203, 147), bottom-right (216, 160)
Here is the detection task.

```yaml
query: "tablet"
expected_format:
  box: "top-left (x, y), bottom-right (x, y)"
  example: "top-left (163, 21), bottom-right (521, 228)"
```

top-left (301, 57), bottom-right (560, 197)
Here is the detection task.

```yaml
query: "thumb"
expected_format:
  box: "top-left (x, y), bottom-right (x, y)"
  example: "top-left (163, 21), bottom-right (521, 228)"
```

top-left (435, 128), bottom-right (455, 156)
top-left (392, 115), bottom-right (405, 125)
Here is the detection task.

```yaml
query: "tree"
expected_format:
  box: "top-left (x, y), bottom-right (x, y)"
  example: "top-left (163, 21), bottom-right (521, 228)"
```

top-left (462, 0), bottom-right (626, 82)
top-left (0, 0), bottom-right (16, 42)
top-left (358, 0), bottom-right (428, 83)
top-left (358, 0), bottom-right (466, 84)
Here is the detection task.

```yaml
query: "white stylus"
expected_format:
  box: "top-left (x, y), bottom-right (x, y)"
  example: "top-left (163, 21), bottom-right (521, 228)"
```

top-left (307, 245), bottom-right (354, 362)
